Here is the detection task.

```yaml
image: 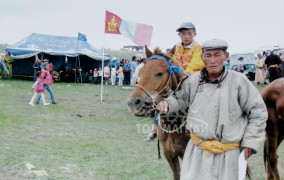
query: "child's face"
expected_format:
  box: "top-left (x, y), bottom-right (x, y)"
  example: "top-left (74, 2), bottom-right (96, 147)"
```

top-left (178, 29), bottom-right (196, 46)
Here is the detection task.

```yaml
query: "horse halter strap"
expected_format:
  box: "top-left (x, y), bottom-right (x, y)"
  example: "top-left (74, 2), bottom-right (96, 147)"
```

top-left (148, 55), bottom-right (182, 75)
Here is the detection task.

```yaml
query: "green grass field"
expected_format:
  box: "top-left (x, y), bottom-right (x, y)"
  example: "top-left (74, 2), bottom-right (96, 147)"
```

top-left (0, 79), bottom-right (283, 179)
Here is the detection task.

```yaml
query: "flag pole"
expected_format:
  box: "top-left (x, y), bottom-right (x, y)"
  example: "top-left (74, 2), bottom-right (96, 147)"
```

top-left (75, 38), bottom-right (78, 83)
top-left (100, 33), bottom-right (105, 103)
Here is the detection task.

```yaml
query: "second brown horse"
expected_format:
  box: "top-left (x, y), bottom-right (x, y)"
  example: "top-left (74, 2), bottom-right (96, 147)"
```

top-left (262, 78), bottom-right (284, 180)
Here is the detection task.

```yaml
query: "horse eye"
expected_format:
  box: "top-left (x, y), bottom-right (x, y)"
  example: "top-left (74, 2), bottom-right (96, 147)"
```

top-left (156, 72), bottom-right (163, 77)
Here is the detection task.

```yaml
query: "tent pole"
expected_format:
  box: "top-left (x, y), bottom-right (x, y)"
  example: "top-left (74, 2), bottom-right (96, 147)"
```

top-left (78, 55), bottom-right (82, 84)
top-left (100, 33), bottom-right (106, 103)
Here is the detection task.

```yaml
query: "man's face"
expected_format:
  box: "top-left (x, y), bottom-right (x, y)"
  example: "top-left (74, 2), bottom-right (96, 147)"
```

top-left (178, 29), bottom-right (196, 46)
top-left (202, 49), bottom-right (229, 75)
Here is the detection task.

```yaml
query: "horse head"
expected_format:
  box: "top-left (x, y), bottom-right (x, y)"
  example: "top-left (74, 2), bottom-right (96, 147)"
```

top-left (127, 46), bottom-right (182, 115)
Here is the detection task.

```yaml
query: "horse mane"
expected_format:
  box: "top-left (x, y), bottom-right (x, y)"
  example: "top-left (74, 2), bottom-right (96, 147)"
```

top-left (152, 47), bottom-right (180, 68)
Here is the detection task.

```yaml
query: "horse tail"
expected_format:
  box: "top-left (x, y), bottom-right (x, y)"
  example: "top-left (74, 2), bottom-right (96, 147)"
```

top-left (263, 138), bottom-right (271, 172)
top-left (246, 165), bottom-right (252, 180)
top-left (157, 139), bottom-right (162, 160)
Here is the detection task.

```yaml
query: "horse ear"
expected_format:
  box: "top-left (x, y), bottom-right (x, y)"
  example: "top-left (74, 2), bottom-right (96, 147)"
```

top-left (167, 45), bottom-right (176, 56)
top-left (145, 45), bottom-right (153, 58)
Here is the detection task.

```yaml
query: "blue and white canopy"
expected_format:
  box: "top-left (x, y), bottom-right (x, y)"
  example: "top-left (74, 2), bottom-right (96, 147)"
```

top-left (5, 33), bottom-right (109, 60)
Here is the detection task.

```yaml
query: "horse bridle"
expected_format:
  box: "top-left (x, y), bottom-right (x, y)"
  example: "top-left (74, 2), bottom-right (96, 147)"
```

top-left (135, 55), bottom-right (178, 107)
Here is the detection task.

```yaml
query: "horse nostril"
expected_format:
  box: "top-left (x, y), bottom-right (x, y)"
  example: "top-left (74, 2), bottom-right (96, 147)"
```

top-left (134, 98), bottom-right (142, 107)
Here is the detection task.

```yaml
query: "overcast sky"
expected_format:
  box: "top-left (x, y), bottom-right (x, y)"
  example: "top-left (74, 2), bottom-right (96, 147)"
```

top-left (1, 0), bottom-right (284, 53)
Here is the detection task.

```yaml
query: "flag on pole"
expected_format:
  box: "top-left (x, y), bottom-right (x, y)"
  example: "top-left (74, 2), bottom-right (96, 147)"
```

top-left (105, 11), bottom-right (153, 47)
top-left (78, 32), bottom-right (87, 41)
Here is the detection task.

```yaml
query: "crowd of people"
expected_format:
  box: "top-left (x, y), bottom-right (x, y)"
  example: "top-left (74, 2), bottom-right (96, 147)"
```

top-left (58, 56), bottom-right (145, 86)
top-left (235, 51), bottom-right (284, 86)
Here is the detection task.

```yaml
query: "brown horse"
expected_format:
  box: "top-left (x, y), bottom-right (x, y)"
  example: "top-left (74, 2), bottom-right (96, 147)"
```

top-left (262, 78), bottom-right (284, 180)
top-left (127, 46), bottom-right (189, 180)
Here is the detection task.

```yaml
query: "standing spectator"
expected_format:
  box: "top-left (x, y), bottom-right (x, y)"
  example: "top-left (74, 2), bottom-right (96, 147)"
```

top-left (93, 68), bottom-right (99, 84)
top-left (120, 59), bottom-right (125, 66)
top-left (279, 51), bottom-right (284, 61)
top-left (71, 68), bottom-right (76, 82)
top-left (117, 64), bottom-right (124, 86)
top-left (255, 53), bottom-right (266, 86)
top-left (29, 71), bottom-right (50, 106)
top-left (109, 57), bottom-right (119, 70)
top-left (123, 60), bottom-right (131, 85)
top-left (237, 57), bottom-right (245, 73)
top-left (158, 39), bottom-right (267, 179)
top-left (130, 56), bottom-right (137, 86)
top-left (131, 57), bottom-right (147, 86)
top-left (33, 58), bottom-right (41, 81)
top-left (111, 65), bottom-right (117, 86)
top-left (61, 66), bottom-right (72, 82)
top-left (104, 64), bottom-right (110, 85)
top-left (280, 51), bottom-right (284, 77)
top-left (98, 67), bottom-right (103, 84)
top-left (36, 62), bottom-right (57, 104)
top-left (83, 70), bottom-right (88, 83)
top-left (3, 51), bottom-right (14, 79)
top-left (265, 51), bottom-right (282, 82)
top-left (88, 69), bottom-right (93, 83)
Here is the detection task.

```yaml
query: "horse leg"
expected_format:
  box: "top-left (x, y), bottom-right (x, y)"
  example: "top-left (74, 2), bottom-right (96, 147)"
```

top-left (265, 108), bottom-right (280, 180)
top-left (163, 148), bottom-right (181, 180)
top-left (277, 118), bottom-right (284, 147)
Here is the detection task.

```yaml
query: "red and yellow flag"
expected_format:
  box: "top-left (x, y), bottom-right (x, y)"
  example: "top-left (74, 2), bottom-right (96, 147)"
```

top-left (105, 11), bottom-right (122, 34)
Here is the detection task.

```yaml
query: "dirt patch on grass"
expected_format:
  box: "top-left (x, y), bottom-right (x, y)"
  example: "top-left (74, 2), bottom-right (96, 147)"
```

top-left (71, 114), bottom-right (96, 118)
top-left (0, 165), bottom-right (23, 180)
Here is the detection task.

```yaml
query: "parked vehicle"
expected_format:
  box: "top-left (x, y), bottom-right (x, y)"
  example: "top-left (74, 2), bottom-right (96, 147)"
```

top-left (224, 52), bottom-right (256, 80)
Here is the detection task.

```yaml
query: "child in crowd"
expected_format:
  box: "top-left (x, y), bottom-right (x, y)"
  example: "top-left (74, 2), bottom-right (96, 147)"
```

top-left (29, 71), bottom-right (50, 106)
top-left (111, 65), bottom-right (117, 86)
top-left (117, 64), bottom-right (124, 86)
top-left (88, 69), bottom-right (93, 82)
top-left (104, 64), bottom-right (110, 85)
top-left (93, 68), bottom-right (99, 84)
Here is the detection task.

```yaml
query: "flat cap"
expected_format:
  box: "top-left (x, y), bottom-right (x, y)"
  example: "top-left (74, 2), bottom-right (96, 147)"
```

top-left (202, 39), bottom-right (228, 51)
top-left (176, 22), bottom-right (196, 32)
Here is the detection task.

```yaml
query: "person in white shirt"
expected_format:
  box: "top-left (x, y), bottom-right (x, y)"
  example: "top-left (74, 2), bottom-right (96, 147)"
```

top-left (131, 57), bottom-right (147, 86)
top-left (111, 65), bottom-right (117, 86)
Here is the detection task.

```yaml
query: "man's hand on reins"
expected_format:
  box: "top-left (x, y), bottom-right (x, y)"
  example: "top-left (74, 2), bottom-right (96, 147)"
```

top-left (157, 100), bottom-right (169, 114)
top-left (179, 74), bottom-right (188, 81)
